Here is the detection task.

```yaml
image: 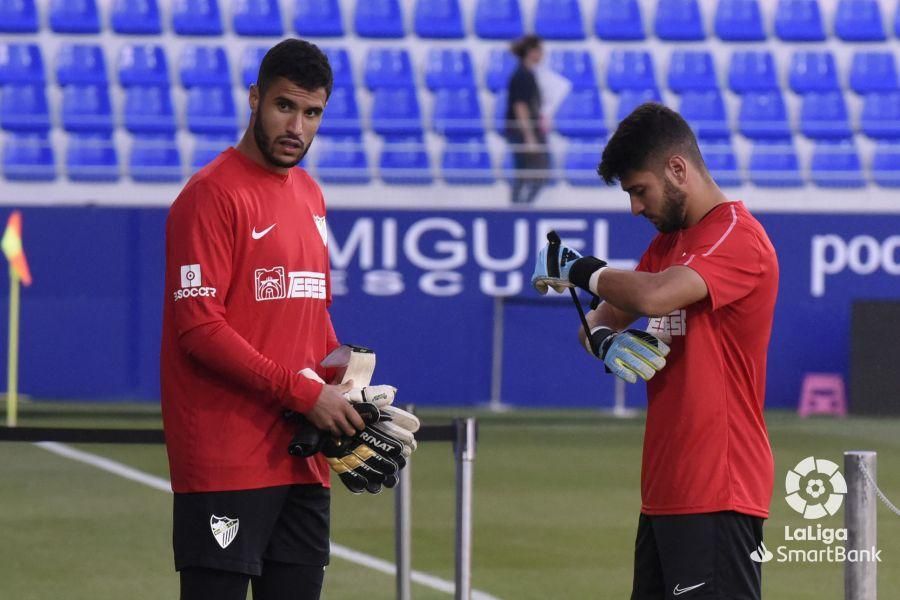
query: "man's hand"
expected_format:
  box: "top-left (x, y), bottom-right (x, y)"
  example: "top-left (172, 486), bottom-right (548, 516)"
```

top-left (532, 231), bottom-right (608, 294)
top-left (304, 380), bottom-right (366, 436)
top-left (586, 327), bottom-right (671, 384)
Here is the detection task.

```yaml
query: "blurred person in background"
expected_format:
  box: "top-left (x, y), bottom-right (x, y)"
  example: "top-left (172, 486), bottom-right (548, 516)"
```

top-left (161, 39), bottom-right (365, 600)
top-left (505, 34), bottom-right (550, 205)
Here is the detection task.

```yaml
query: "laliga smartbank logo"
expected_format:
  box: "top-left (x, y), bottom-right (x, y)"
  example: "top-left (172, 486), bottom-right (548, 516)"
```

top-left (749, 456), bottom-right (881, 564)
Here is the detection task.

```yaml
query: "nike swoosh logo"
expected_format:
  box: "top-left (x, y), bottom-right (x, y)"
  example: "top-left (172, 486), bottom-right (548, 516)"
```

top-left (673, 582), bottom-right (706, 596)
top-left (251, 223), bottom-right (276, 240)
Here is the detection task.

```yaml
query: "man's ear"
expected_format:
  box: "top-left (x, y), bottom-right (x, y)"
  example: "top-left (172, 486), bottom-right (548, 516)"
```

top-left (248, 84), bottom-right (260, 113)
top-left (666, 155), bottom-right (688, 185)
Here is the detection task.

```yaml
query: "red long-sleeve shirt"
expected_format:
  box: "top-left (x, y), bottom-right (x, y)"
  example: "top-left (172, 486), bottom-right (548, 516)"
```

top-left (161, 148), bottom-right (337, 493)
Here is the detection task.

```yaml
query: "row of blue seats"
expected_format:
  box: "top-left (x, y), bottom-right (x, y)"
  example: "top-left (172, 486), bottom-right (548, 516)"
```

top-left (4, 132), bottom-right (900, 189)
top-left (3, 79), bottom-right (900, 142)
top-left (5, 42), bottom-right (900, 96)
top-left (4, 0), bottom-right (900, 42)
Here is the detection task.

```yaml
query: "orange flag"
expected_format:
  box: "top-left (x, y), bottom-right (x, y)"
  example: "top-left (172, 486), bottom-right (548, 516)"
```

top-left (1, 211), bottom-right (32, 286)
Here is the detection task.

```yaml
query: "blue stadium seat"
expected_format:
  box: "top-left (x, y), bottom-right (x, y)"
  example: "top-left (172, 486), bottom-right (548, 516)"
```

top-left (294, 0), bottom-right (344, 37)
top-left (186, 86), bottom-right (237, 135)
top-left (130, 134), bottom-right (182, 182)
top-left (849, 52), bottom-right (898, 94)
top-left (800, 92), bottom-right (851, 140)
top-left (57, 44), bottom-right (107, 86)
top-left (654, 0), bottom-right (706, 41)
top-left (425, 49), bottom-right (475, 91)
top-left (729, 51), bottom-right (778, 94)
top-left (414, 0), bottom-right (465, 39)
top-left (680, 91), bottom-right (729, 139)
top-left (233, 0), bottom-right (283, 36)
top-left (699, 138), bottom-right (742, 187)
top-left (0, 0), bottom-right (39, 33)
top-left (380, 136), bottom-right (432, 184)
top-left (2, 133), bottom-right (55, 181)
top-left (0, 85), bottom-right (50, 132)
top-left (364, 48), bottom-right (414, 90)
top-left (0, 43), bottom-right (44, 85)
top-left (124, 86), bottom-right (177, 134)
top-left (563, 138), bottom-right (603, 186)
top-left (474, 0), bottom-right (523, 39)
top-left (555, 89), bottom-right (606, 138)
top-left (485, 49), bottom-right (518, 93)
top-left (371, 87), bottom-right (422, 136)
top-left (595, 0), bottom-right (645, 40)
top-left (321, 47), bottom-right (353, 88)
top-left (616, 89), bottom-right (662, 122)
top-left (172, 0), bottom-right (223, 36)
top-left (355, 0), bottom-right (405, 38)
top-left (667, 51), bottom-right (717, 93)
top-left (549, 50), bottom-right (596, 90)
top-left (191, 134), bottom-right (234, 170)
top-left (316, 136), bottom-right (370, 183)
top-left (66, 133), bottom-right (119, 182)
top-left (607, 50), bottom-right (656, 92)
top-left (433, 88), bottom-right (484, 137)
top-left (872, 142), bottom-right (900, 187)
top-left (774, 0), bottom-right (825, 41)
top-left (739, 91), bottom-right (791, 139)
top-left (61, 85), bottom-right (113, 133)
top-left (835, 0), bottom-right (885, 41)
top-left (535, 0), bottom-right (585, 40)
top-left (442, 136), bottom-right (493, 184)
top-left (111, 0), bottom-right (162, 34)
top-left (749, 140), bottom-right (802, 187)
top-left (180, 46), bottom-right (230, 88)
top-left (317, 86), bottom-right (361, 137)
top-left (860, 92), bottom-right (900, 139)
top-left (789, 51), bottom-right (838, 93)
top-left (118, 45), bottom-right (169, 87)
top-left (810, 140), bottom-right (864, 187)
top-left (49, 0), bottom-right (100, 33)
top-left (715, 0), bottom-right (765, 41)
top-left (241, 46), bottom-right (267, 87)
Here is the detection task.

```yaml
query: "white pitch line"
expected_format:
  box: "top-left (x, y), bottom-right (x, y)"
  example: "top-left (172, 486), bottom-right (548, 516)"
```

top-left (35, 441), bottom-right (501, 600)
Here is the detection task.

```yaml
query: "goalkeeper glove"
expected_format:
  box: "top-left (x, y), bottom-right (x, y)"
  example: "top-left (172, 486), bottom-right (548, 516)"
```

top-left (585, 327), bottom-right (671, 384)
top-left (531, 232), bottom-right (607, 295)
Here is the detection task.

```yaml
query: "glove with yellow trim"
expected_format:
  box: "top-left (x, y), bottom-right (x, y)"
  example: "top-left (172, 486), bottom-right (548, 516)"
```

top-left (585, 327), bottom-right (671, 384)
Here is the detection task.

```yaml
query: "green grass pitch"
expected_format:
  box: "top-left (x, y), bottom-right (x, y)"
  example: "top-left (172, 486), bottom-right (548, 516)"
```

top-left (1, 403), bottom-right (898, 599)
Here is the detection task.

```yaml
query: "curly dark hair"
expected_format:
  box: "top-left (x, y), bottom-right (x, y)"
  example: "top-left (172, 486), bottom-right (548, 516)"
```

top-left (597, 103), bottom-right (706, 184)
top-left (257, 39), bottom-right (333, 100)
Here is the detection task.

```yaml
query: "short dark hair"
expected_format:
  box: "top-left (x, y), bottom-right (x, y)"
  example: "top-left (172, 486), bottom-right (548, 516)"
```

top-left (257, 39), bottom-right (333, 100)
top-left (511, 35), bottom-right (542, 59)
top-left (597, 103), bottom-right (706, 184)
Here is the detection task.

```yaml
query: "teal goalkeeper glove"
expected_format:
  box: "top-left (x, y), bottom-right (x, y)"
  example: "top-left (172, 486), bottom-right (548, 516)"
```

top-left (531, 233), bottom-right (608, 294)
top-left (585, 327), bottom-right (671, 384)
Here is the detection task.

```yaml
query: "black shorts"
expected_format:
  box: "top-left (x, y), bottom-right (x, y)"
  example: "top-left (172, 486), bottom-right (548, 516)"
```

top-left (173, 484), bottom-right (330, 577)
top-left (631, 511), bottom-right (764, 600)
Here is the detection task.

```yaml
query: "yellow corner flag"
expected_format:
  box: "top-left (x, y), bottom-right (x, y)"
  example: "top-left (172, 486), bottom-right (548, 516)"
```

top-left (2, 211), bottom-right (32, 287)
top-left (2, 210), bottom-right (31, 426)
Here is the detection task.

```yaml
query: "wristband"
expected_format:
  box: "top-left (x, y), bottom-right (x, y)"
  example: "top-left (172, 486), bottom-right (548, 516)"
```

top-left (568, 256), bottom-right (608, 292)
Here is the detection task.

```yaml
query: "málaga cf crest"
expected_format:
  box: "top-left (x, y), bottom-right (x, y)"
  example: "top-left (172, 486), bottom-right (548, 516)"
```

top-left (210, 515), bottom-right (239, 549)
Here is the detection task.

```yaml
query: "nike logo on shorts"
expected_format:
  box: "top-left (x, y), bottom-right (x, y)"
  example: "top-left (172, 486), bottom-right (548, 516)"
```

top-left (673, 582), bottom-right (706, 595)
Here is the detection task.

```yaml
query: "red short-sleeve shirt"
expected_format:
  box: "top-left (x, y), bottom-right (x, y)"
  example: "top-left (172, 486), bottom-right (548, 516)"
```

top-left (636, 201), bottom-right (779, 518)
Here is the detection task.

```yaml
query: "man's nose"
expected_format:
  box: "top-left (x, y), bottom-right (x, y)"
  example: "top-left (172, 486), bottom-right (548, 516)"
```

top-left (630, 197), bottom-right (644, 217)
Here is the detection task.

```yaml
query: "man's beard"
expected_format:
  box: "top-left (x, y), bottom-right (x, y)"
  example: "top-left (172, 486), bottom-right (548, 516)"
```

top-left (654, 177), bottom-right (688, 233)
top-left (253, 112), bottom-right (308, 169)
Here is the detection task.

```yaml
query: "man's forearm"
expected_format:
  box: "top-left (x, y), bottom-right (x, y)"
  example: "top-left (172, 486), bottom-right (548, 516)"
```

top-left (179, 320), bottom-right (323, 413)
top-left (593, 269), bottom-right (666, 317)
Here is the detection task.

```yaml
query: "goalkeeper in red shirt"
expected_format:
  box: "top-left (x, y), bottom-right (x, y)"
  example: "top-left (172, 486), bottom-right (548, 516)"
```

top-left (161, 40), bottom-right (417, 600)
top-left (533, 104), bottom-right (778, 600)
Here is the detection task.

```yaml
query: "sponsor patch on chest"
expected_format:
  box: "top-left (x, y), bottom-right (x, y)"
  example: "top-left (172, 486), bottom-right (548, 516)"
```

top-left (646, 309), bottom-right (686, 344)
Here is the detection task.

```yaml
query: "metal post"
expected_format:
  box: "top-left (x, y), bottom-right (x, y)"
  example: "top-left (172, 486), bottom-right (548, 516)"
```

top-left (489, 296), bottom-right (509, 412)
top-left (395, 454), bottom-right (412, 600)
top-left (845, 451), bottom-right (877, 600)
top-left (454, 418), bottom-right (477, 600)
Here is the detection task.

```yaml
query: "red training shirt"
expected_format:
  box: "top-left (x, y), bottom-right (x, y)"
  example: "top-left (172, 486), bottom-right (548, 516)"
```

top-left (161, 148), bottom-right (338, 493)
top-left (636, 201), bottom-right (778, 518)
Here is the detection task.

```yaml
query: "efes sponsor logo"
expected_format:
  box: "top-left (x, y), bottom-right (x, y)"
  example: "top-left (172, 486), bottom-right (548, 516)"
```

top-left (254, 267), bottom-right (326, 302)
top-left (174, 264), bottom-right (217, 302)
top-left (646, 309), bottom-right (686, 344)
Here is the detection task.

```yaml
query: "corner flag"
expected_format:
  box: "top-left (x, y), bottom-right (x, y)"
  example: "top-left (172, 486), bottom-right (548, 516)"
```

top-left (2, 211), bottom-right (32, 286)
top-left (2, 210), bottom-right (30, 426)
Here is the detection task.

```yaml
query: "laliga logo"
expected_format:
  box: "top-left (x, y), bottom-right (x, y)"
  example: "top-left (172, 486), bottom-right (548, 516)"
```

top-left (785, 456), bottom-right (847, 520)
